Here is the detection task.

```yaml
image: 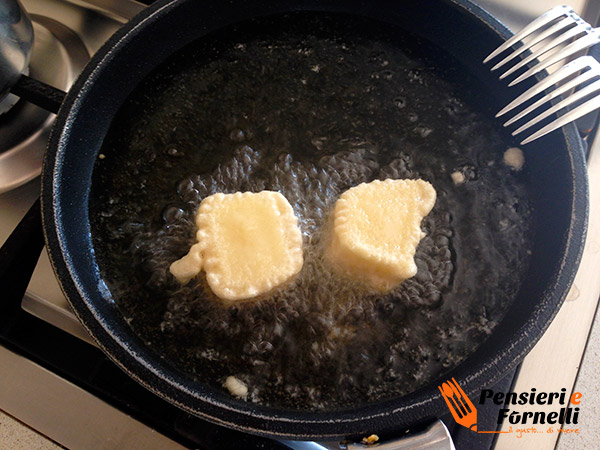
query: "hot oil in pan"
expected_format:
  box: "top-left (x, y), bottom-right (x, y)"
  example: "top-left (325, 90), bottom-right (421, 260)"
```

top-left (90, 13), bottom-right (533, 410)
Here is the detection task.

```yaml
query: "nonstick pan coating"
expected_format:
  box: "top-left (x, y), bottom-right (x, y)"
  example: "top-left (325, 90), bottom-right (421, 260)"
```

top-left (42, 0), bottom-right (588, 439)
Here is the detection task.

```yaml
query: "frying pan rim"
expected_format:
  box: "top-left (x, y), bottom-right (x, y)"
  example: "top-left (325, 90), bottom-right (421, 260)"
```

top-left (41, 0), bottom-right (589, 439)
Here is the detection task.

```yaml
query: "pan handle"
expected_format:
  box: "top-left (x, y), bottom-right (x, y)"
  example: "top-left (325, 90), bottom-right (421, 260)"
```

top-left (0, 199), bottom-right (44, 318)
top-left (344, 421), bottom-right (455, 450)
top-left (280, 420), bottom-right (455, 450)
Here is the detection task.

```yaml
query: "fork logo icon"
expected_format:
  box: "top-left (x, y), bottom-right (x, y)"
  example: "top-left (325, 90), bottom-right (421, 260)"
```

top-left (439, 378), bottom-right (478, 432)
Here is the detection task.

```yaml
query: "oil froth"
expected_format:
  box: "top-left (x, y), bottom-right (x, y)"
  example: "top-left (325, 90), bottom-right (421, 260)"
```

top-left (90, 13), bottom-right (532, 410)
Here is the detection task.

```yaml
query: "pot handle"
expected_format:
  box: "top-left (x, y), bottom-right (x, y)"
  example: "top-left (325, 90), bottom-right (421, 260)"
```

top-left (1, 0), bottom-right (68, 114)
top-left (281, 420), bottom-right (455, 450)
top-left (10, 74), bottom-right (66, 114)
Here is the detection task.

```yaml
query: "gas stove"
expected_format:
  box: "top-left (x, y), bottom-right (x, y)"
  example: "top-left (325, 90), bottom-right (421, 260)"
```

top-left (0, 0), bottom-right (144, 345)
top-left (1, 1), bottom-right (599, 449)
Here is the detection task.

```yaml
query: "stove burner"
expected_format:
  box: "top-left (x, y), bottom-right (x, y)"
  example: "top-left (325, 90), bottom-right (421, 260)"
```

top-left (0, 16), bottom-right (88, 194)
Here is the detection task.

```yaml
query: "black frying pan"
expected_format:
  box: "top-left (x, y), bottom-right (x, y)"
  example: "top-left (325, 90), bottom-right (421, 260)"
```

top-left (33, 0), bottom-right (587, 441)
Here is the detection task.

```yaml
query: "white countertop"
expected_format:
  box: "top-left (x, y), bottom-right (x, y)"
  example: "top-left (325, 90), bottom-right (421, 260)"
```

top-left (0, 410), bottom-right (62, 450)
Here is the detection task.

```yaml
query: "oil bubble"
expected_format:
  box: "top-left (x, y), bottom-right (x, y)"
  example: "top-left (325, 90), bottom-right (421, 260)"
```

top-left (393, 96), bottom-right (406, 109)
top-left (229, 128), bottom-right (246, 142)
top-left (162, 205), bottom-right (184, 223)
